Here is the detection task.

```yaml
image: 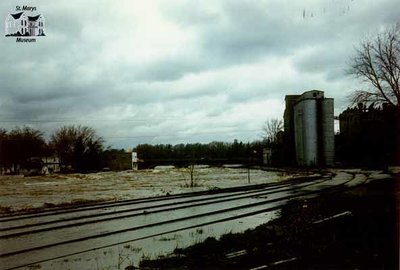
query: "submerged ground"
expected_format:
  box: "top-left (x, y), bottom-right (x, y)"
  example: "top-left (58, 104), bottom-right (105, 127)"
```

top-left (1, 167), bottom-right (397, 270)
top-left (0, 166), bottom-right (302, 213)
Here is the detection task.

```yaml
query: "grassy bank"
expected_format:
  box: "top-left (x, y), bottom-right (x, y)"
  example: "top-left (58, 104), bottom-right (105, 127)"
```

top-left (139, 176), bottom-right (398, 269)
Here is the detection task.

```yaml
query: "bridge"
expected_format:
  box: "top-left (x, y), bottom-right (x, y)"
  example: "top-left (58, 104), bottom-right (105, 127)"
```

top-left (137, 157), bottom-right (261, 169)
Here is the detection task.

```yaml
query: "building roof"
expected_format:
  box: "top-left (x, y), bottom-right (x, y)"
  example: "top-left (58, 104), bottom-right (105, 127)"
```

top-left (285, 95), bottom-right (300, 99)
top-left (297, 90), bottom-right (325, 102)
top-left (28, 15), bottom-right (41, 21)
top-left (11, 12), bottom-right (24, 20)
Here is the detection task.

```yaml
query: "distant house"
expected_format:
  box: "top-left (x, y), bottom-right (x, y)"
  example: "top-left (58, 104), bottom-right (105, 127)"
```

top-left (42, 156), bottom-right (60, 173)
top-left (5, 12), bottom-right (45, 36)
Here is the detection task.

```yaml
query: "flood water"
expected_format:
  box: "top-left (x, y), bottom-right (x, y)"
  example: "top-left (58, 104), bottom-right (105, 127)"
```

top-left (0, 167), bottom-right (299, 269)
top-left (30, 210), bottom-right (280, 270)
top-left (0, 167), bottom-right (297, 212)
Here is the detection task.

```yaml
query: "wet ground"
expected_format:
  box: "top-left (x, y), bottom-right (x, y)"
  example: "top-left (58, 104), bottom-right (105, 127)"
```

top-left (1, 170), bottom-right (391, 270)
top-left (0, 167), bottom-right (300, 213)
top-left (139, 175), bottom-right (399, 269)
top-left (0, 167), bottom-right (394, 269)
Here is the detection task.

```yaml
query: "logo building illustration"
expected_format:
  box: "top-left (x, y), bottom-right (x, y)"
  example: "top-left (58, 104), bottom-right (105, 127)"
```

top-left (5, 12), bottom-right (45, 37)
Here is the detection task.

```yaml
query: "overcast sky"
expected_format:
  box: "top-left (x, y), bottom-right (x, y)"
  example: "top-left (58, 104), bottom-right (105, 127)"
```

top-left (1, 0), bottom-right (399, 149)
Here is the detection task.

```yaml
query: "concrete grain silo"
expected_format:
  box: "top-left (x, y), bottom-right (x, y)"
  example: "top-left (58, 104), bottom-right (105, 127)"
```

top-left (287, 90), bottom-right (334, 166)
top-left (320, 98), bottom-right (334, 166)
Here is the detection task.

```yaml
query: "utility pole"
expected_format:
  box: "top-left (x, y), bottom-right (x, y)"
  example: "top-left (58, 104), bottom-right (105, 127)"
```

top-left (247, 164), bottom-right (250, 184)
top-left (247, 150), bottom-right (257, 184)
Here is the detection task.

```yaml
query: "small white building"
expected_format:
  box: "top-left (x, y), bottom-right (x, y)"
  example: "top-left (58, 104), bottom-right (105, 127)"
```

top-left (262, 148), bottom-right (273, 166)
top-left (132, 152), bottom-right (138, 170)
top-left (5, 12), bottom-right (45, 36)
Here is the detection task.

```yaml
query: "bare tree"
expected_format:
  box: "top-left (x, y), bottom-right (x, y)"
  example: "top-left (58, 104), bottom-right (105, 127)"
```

top-left (0, 127), bottom-right (46, 174)
top-left (349, 24), bottom-right (400, 107)
top-left (262, 119), bottom-right (283, 144)
top-left (51, 125), bottom-right (104, 172)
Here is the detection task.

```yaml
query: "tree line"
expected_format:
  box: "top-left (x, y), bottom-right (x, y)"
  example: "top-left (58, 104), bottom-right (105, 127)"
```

top-left (0, 125), bottom-right (104, 174)
top-left (134, 140), bottom-right (266, 164)
top-left (0, 125), bottom-right (274, 174)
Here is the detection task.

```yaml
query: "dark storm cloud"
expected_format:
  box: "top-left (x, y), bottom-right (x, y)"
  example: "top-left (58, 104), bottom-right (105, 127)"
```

top-left (156, 1), bottom-right (354, 98)
top-left (0, 0), bottom-right (399, 147)
top-left (292, 42), bottom-right (352, 82)
top-left (133, 59), bottom-right (205, 81)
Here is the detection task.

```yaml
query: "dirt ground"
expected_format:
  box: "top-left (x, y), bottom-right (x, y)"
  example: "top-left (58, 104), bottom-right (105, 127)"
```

top-left (0, 166), bottom-right (299, 213)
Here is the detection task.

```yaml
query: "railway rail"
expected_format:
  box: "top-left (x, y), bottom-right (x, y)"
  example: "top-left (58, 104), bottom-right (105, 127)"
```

top-left (0, 171), bottom-right (372, 270)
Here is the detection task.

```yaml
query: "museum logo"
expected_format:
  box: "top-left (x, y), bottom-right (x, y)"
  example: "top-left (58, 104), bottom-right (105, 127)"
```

top-left (5, 5), bottom-right (45, 43)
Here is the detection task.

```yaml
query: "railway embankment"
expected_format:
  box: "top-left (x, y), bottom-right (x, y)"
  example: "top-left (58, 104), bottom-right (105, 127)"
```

top-left (140, 174), bottom-right (399, 269)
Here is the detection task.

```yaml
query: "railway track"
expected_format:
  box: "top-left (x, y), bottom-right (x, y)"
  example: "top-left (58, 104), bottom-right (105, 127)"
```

top-left (0, 175), bottom-right (328, 236)
top-left (0, 174), bottom-right (322, 222)
top-left (0, 171), bottom-right (367, 270)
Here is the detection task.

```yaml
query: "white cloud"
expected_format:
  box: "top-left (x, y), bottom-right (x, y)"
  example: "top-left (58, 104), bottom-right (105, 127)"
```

top-left (0, 0), bottom-right (399, 148)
